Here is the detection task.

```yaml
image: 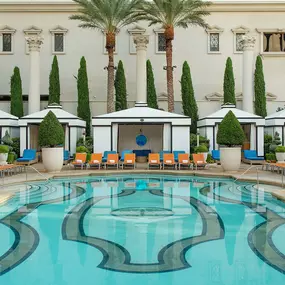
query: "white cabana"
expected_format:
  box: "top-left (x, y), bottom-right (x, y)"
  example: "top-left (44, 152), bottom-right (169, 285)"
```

top-left (265, 110), bottom-right (285, 144)
top-left (92, 106), bottom-right (191, 155)
top-left (18, 104), bottom-right (86, 155)
top-left (197, 104), bottom-right (265, 156)
top-left (0, 110), bottom-right (19, 138)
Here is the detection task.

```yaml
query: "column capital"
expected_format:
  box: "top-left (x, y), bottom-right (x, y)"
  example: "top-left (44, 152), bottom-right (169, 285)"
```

top-left (241, 35), bottom-right (256, 51)
top-left (133, 34), bottom-right (149, 51)
top-left (25, 35), bottom-right (44, 52)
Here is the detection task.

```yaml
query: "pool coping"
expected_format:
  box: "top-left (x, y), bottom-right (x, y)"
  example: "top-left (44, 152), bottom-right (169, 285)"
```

top-left (1, 169), bottom-right (285, 204)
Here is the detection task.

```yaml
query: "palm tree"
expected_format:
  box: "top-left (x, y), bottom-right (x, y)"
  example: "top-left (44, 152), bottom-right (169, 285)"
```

top-left (70, 0), bottom-right (143, 113)
top-left (139, 0), bottom-right (211, 112)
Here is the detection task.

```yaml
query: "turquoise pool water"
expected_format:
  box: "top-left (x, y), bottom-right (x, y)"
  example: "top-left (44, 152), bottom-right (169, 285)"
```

top-left (0, 174), bottom-right (285, 285)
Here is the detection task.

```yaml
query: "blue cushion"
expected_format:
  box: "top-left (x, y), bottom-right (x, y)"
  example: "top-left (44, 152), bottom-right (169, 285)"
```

top-left (173, 150), bottom-right (185, 162)
top-left (102, 151), bottom-right (116, 162)
top-left (17, 149), bottom-right (36, 162)
top-left (133, 149), bottom-right (151, 157)
top-left (212, 150), bottom-right (220, 160)
top-left (246, 156), bottom-right (264, 160)
top-left (64, 150), bottom-right (70, 160)
top-left (120, 150), bottom-right (133, 161)
top-left (159, 151), bottom-right (171, 161)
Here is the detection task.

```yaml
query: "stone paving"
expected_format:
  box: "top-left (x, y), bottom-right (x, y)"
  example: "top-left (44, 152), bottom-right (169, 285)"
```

top-left (0, 162), bottom-right (285, 204)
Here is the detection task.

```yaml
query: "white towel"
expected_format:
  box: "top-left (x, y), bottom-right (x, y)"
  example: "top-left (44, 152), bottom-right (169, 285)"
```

top-left (109, 160), bottom-right (115, 163)
top-left (197, 160), bottom-right (203, 164)
top-left (126, 160), bottom-right (132, 163)
top-left (150, 160), bottom-right (157, 163)
top-left (76, 159), bottom-right (82, 163)
top-left (93, 160), bottom-right (99, 163)
top-left (182, 160), bottom-right (188, 163)
top-left (166, 160), bottom-right (172, 163)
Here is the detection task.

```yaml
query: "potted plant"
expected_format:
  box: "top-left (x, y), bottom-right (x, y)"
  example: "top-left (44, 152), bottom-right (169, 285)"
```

top-left (195, 144), bottom-right (208, 161)
top-left (275, 146), bottom-right (285, 162)
top-left (38, 111), bottom-right (64, 172)
top-left (0, 145), bottom-right (9, 165)
top-left (217, 111), bottom-right (246, 171)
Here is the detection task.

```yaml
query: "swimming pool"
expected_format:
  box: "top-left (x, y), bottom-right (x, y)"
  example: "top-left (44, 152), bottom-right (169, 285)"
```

top-left (0, 174), bottom-right (284, 285)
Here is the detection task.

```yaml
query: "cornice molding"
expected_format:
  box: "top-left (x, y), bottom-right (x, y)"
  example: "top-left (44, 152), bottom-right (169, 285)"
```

top-left (1, 2), bottom-right (285, 12)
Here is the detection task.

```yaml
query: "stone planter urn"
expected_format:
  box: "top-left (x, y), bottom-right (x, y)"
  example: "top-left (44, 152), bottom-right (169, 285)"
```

top-left (42, 147), bottom-right (63, 172)
top-left (220, 147), bottom-right (241, 171)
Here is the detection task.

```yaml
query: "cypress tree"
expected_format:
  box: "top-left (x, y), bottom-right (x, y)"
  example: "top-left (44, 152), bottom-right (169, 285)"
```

top-left (181, 61), bottom-right (199, 134)
top-left (254, 55), bottom-right (267, 117)
top-left (146, 60), bottom-right (158, 109)
top-left (48, 55), bottom-right (60, 104)
top-left (223, 57), bottom-right (236, 105)
top-left (114, 60), bottom-right (127, 111)
top-left (77, 57), bottom-right (91, 136)
top-left (10, 67), bottom-right (24, 117)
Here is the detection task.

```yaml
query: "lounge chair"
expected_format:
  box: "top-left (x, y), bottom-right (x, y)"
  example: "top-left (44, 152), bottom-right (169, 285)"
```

top-left (72, 153), bottom-right (87, 169)
top-left (211, 150), bottom-right (220, 161)
top-left (243, 150), bottom-right (265, 165)
top-left (88, 153), bottom-right (102, 169)
top-left (119, 150), bottom-right (133, 165)
top-left (178, 153), bottom-right (192, 170)
top-left (16, 149), bottom-right (37, 165)
top-left (148, 153), bottom-right (161, 169)
top-left (63, 150), bottom-right (70, 165)
top-left (173, 150), bottom-right (185, 162)
top-left (122, 153), bottom-right (136, 169)
top-left (163, 153), bottom-right (176, 169)
top-left (102, 151), bottom-right (117, 163)
top-left (193, 153), bottom-right (208, 170)
top-left (159, 151), bottom-right (171, 162)
top-left (105, 153), bottom-right (119, 169)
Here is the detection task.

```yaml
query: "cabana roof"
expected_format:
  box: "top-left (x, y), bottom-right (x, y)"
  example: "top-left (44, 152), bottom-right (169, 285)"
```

top-left (0, 109), bottom-right (18, 126)
top-left (92, 106), bottom-right (191, 126)
top-left (265, 109), bottom-right (285, 126)
top-left (198, 104), bottom-right (265, 127)
top-left (19, 104), bottom-right (86, 127)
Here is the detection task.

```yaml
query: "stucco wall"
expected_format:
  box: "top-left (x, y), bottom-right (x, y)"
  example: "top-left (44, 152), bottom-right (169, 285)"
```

top-left (0, 7), bottom-right (284, 117)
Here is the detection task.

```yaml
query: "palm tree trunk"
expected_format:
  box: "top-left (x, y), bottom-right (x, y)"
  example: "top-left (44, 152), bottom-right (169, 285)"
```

top-left (107, 48), bottom-right (115, 113)
top-left (165, 39), bottom-right (174, 113)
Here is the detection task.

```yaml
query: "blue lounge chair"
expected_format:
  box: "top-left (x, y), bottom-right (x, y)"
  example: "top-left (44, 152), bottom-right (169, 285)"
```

top-left (212, 150), bottom-right (220, 161)
top-left (102, 151), bottom-right (117, 162)
top-left (16, 149), bottom-right (37, 165)
top-left (63, 150), bottom-right (70, 164)
top-left (173, 150), bottom-right (185, 162)
top-left (120, 150), bottom-right (133, 162)
top-left (159, 151), bottom-right (171, 162)
top-left (243, 150), bottom-right (265, 165)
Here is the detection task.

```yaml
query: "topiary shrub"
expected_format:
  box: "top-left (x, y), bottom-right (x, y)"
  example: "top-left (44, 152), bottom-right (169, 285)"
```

top-left (223, 57), bottom-right (236, 105)
top-left (38, 111), bottom-right (64, 148)
top-left (275, 146), bottom-right (285, 153)
top-left (264, 134), bottom-right (272, 154)
top-left (76, 136), bottom-right (93, 153)
top-left (12, 137), bottom-right (20, 158)
top-left (190, 133), bottom-right (210, 153)
top-left (10, 66), bottom-right (24, 118)
top-left (0, 145), bottom-right (9, 153)
top-left (76, 146), bottom-right (88, 153)
top-left (195, 145), bottom-right (208, 153)
top-left (146, 60), bottom-right (158, 109)
top-left (49, 55), bottom-right (61, 104)
top-left (217, 111), bottom-right (246, 146)
top-left (206, 154), bottom-right (214, 163)
top-left (266, 153), bottom-right (276, 162)
top-left (269, 132), bottom-right (281, 153)
top-left (115, 60), bottom-right (127, 111)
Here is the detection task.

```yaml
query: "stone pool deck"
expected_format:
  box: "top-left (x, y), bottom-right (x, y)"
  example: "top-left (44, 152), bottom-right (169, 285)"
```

top-left (0, 162), bottom-right (285, 203)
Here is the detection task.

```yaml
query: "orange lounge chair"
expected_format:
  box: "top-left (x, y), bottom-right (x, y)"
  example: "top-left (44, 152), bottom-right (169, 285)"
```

top-left (163, 153), bottom-right (176, 170)
top-left (178, 153), bottom-right (192, 170)
top-left (88, 153), bottom-right (102, 169)
top-left (72, 153), bottom-right (87, 169)
top-left (193, 154), bottom-right (207, 170)
top-left (148, 154), bottom-right (161, 169)
top-left (122, 153), bottom-right (136, 169)
top-left (105, 153), bottom-right (119, 169)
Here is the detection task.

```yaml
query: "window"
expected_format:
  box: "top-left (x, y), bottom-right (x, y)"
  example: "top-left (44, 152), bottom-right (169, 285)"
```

top-left (154, 29), bottom-right (166, 54)
top-left (256, 29), bottom-right (285, 56)
top-left (49, 26), bottom-right (68, 54)
top-left (206, 26), bottom-right (223, 54)
top-left (157, 33), bottom-right (166, 52)
top-left (231, 26), bottom-right (250, 53)
top-left (0, 25), bottom-right (16, 54)
top-left (2, 34), bottom-right (12, 52)
top-left (54, 33), bottom-right (64, 53)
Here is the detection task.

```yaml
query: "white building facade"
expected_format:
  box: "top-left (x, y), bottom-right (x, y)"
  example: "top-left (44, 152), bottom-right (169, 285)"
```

top-left (0, 0), bottom-right (284, 118)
